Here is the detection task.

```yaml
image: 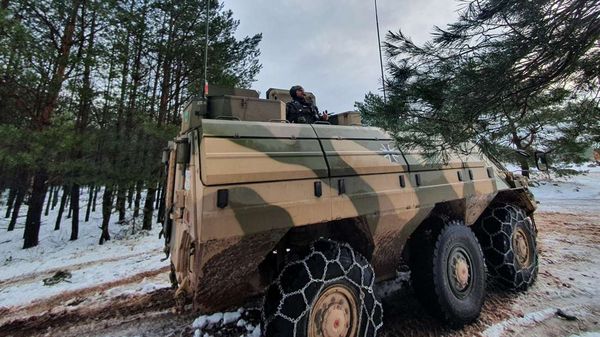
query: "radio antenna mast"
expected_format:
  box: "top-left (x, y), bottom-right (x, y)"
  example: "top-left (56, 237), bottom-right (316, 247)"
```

top-left (374, 0), bottom-right (387, 103)
top-left (203, 0), bottom-right (210, 97)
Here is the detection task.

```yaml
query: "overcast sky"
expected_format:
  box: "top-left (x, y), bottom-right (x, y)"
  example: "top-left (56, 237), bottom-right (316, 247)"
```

top-left (221, 1), bottom-right (461, 113)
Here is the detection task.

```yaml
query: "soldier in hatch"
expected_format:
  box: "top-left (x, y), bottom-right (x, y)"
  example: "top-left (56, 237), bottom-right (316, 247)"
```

top-left (286, 85), bottom-right (328, 124)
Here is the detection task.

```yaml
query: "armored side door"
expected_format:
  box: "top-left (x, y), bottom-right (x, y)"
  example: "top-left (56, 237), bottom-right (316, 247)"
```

top-left (311, 125), bottom-right (423, 279)
top-left (198, 119), bottom-right (332, 240)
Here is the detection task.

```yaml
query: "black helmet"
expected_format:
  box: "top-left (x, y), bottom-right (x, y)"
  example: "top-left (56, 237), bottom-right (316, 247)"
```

top-left (289, 85), bottom-right (303, 99)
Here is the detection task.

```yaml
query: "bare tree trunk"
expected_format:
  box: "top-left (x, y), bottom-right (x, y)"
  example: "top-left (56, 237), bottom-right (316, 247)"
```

top-left (67, 196), bottom-right (73, 219)
top-left (112, 1), bottom-right (132, 225)
top-left (70, 183), bottom-right (79, 240)
top-left (157, 16), bottom-right (174, 127)
top-left (127, 185), bottom-right (134, 209)
top-left (154, 182), bottom-right (162, 209)
top-left (85, 184), bottom-right (94, 222)
top-left (9, 171), bottom-right (28, 232)
top-left (142, 186), bottom-right (156, 230)
top-left (114, 0), bottom-right (132, 139)
top-left (133, 181), bottom-right (144, 218)
top-left (150, 53), bottom-right (162, 118)
top-left (158, 59), bottom-right (171, 126)
top-left (170, 60), bottom-right (184, 124)
top-left (4, 188), bottom-right (16, 218)
top-left (37, 0), bottom-right (81, 128)
top-left (44, 185), bottom-right (54, 216)
top-left (99, 186), bottom-right (113, 244)
top-left (116, 187), bottom-right (126, 221)
top-left (23, 171), bottom-right (48, 248)
top-left (24, 0), bottom-right (81, 248)
top-left (72, 3), bottom-right (95, 235)
top-left (51, 186), bottom-right (59, 210)
top-left (55, 185), bottom-right (68, 230)
top-left (133, 180), bottom-right (142, 218)
top-left (7, 188), bottom-right (24, 231)
top-left (92, 185), bottom-right (98, 212)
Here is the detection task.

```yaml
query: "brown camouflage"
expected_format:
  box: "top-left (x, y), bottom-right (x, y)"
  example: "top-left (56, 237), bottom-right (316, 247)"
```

top-left (164, 89), bottom-right (538, 312)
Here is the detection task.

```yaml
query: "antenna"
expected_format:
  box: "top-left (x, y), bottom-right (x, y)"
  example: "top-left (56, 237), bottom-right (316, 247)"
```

top-left (203, 0), bottom-right (210, 97)
top-left (374, 0), bottom-right (387, 103)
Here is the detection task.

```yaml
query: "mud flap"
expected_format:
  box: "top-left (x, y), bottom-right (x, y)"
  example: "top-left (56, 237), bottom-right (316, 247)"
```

top-left (175, 276), bottom-right (190, 313)
top-left (161, 207), bottom-right (173, 259)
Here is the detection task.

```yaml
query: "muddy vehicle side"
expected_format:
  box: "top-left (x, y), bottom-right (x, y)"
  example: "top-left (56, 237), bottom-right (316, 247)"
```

top-left (162, 87), bottom-right (542, 336)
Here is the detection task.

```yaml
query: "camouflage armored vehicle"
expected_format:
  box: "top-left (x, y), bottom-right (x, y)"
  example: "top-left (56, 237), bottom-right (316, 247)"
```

top-left (161, 87), bottom-right (546, 336)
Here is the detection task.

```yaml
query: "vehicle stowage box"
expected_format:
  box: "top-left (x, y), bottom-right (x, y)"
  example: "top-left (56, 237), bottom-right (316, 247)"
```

top-left (207, 95), bottom-right (285, 122)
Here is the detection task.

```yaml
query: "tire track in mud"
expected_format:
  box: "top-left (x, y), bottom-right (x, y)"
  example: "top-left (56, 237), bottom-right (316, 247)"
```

top-left (0, 251), bottom-right (156, 288)
top-left (3, 211), bottom-right (599, 337)
top-left (379, 284), bottom-right (520, 337)
top-left (0, 267), bottom-right (170, 337)
top-left (178, 211), bottom-right (599, 337)
top-left (379, 211), bottom-right (600, 337)
top-left (0, 287), bottom-right (176, 337)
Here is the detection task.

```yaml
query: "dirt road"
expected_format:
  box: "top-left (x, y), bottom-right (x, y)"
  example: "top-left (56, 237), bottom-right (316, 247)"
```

top-left (1, 211), bottom-right (598, 337)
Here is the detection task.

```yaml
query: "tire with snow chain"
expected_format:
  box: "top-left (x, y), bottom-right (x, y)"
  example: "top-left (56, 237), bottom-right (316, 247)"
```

top-left (262, 239), bottom-right (383, 337)
top-left (410, 221), bottom-right (486, 327)
top-left (474, 203), bottom-right (538, 290)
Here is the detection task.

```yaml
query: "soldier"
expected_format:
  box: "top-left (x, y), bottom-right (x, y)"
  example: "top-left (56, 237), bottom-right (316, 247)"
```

top-left (286, 85), bottom-right (328, 124)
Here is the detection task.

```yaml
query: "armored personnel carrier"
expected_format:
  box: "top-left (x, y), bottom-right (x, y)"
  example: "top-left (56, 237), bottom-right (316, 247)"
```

top-left (161, 87), bottom-right (546, 336)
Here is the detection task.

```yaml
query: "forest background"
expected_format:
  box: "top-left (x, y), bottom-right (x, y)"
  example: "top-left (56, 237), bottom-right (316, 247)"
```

top-left (0, 0), bottom-right (262, 248)
top-left (1, 0), bottom-right (599, 250)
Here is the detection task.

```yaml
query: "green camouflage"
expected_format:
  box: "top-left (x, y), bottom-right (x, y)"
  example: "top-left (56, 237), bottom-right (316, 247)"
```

top-left (164, 90), bottom-right (538, 312)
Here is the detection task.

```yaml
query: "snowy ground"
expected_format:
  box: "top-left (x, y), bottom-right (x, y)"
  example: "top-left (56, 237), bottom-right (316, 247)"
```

top-left (0, 163), bottom-right (598, 337)
top-left (0, 190), bottom-right (170, 308)
top-left (530, 163), bottom-right (600, 214)
top-left (0, 189), bottom-right (172, 337)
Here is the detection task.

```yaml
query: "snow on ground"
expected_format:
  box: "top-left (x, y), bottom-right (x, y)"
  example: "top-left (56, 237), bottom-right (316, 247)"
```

top-left (192, 308), bottom-right (261, 337)
top-left (0, 188), bottom-right (170, 309)
top-left (0, 162), bottom-right (599, 336)
top-left (375, 269), bottom-right (411, 299)
top-left (479, 163), bottom-right (600, 337)
top-left (529, 163), bottom-right (600, 214)
top-left (181, 164), bottom-right (600, 337)
top-left (482, 307), bottom-right (558, 337)
top-left (171, 161), bottom-right (600, 337)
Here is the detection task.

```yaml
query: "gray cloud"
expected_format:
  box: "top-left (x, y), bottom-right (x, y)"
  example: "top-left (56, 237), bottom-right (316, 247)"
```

top-left (222, 0), bottom-right (459, 113)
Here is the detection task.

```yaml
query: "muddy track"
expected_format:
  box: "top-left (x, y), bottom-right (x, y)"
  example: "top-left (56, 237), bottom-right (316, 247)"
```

top-left (0, 251), bottom-right (156, 288)
top-left (0, 266), bottom-right (170, 336)
top-left (0, 287), bottom-right (175, 337)
top-left (2, 211), bottom-right (598, 337)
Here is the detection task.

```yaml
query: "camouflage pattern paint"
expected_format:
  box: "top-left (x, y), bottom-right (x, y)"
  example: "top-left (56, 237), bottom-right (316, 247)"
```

top-left (165, 117), bottom-right (537, 312)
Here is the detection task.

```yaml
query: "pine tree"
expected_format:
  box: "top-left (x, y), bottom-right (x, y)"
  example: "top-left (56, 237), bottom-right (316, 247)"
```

top-left (358, 0), bottom-right (600, 172)
top-left (1, 0), bottom-right (262, 247)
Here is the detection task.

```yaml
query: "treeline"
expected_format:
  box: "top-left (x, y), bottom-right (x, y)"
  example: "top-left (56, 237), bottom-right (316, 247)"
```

top-left (0, 0), bottom-right (262, 248)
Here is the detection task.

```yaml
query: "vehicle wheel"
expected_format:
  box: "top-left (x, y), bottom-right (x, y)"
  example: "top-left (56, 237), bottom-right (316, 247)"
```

top-left (262, 239), bottom-right (383, 337)
top-left (410, 221), bottom-right (486, 327)
top-left (475, 203), bottom-right (538, 290)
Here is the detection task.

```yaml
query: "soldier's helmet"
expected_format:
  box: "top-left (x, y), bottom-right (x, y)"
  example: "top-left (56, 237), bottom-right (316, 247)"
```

top-left (289, 85), bottom-right (303, 100)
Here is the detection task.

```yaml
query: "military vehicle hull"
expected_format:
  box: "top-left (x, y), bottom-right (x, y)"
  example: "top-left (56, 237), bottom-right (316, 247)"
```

top-left (162, 89), bottom-right (540, 335)
top-left (164, 118), bottom-right (536, 312)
